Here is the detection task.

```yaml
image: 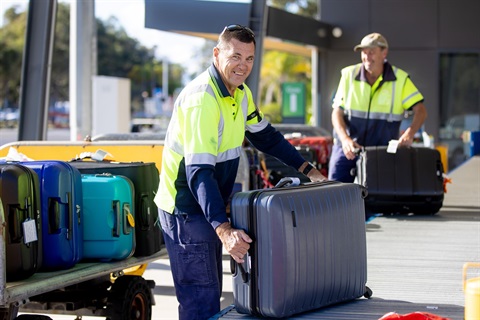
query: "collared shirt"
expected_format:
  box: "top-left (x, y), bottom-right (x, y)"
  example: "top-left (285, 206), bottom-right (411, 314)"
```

top-left (155, 64), bottom-right (305, 229)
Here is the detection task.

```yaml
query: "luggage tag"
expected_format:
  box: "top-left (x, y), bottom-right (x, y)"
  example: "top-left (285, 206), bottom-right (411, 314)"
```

top-left (387, 139), bottom-right (399, 153)
top-left (22, 218), bottom-right (38, 244)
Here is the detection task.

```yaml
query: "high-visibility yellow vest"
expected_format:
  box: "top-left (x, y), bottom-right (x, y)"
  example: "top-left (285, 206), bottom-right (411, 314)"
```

top-left (155, 66), bottom-right (266, 214)
top-left (332, 62), bottom-right (424, 145)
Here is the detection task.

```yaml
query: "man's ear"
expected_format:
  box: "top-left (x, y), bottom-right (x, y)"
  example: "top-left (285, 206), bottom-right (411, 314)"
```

top-left (213, 46), bottom-right (220, 59)
top-left (382, 47), bottom-right (388, 59)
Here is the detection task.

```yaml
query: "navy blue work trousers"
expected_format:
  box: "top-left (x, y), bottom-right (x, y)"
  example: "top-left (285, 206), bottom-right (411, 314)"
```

top-left (159, 209), bottom-right (223, 320)
top-left (328, 144), bottom-right (357, 183)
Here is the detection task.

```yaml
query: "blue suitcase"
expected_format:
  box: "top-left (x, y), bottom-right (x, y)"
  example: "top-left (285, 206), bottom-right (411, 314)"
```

top-left (21, 160), bottom-right (83, 270)
top-left (81, 174), bottom-right (135, 261)
top-left (0, 162), bottom-right (43, 281)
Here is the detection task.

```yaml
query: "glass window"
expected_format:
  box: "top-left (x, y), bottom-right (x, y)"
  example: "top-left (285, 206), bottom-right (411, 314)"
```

top-left (439, 53), bottom-right (480, 169)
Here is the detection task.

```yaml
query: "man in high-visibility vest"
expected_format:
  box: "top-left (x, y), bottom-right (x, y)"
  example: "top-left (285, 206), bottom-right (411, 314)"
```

top-left (328, 32), bottom-right (428, 183)
top-left (155, 24), bottom-right (326, 320)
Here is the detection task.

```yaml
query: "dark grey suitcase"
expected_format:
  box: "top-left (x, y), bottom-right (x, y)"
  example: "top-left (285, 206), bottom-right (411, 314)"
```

top-left (356, 146), bottom-right (444, 215)
top-left (0, 163), bottom-right (43, 281)
top-left (230, 179), bottom-right (370, 318)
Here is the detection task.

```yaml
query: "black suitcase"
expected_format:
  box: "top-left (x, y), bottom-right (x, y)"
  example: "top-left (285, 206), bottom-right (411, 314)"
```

top-left (356, 146), bottom-right (444, 215)
top-left (70, 160), bottom-right (163, 256)
top-left (230, 178), bottom-right (370, 318)
top-left (0, 163), bottom-right (43, 281)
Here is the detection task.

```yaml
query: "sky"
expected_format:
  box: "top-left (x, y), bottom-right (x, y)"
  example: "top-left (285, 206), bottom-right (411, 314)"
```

top-left (0, 0), bottom-right (208, 73)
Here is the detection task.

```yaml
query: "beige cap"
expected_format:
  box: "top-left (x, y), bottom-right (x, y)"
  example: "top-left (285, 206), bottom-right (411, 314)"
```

top-left (353, 33), bottom-right (389, 51)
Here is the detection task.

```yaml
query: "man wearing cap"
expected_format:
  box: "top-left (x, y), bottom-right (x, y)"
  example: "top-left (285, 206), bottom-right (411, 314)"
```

top-left (328, 32), bottom-right (427, 183)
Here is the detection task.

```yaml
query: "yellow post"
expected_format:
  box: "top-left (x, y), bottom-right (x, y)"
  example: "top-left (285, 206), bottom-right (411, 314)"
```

top-left (463, 262), bottom-right (480, 320)
top-left (435, 144), bottom-right (449, 172)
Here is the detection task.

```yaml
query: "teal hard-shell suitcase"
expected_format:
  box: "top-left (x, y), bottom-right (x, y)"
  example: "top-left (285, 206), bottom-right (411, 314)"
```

top-left (81, 174), bottom-right (135, 261)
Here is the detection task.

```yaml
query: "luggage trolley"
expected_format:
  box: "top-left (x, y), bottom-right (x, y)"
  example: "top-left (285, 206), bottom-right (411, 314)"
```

top-left (0, 140), bottom-right (166, 320)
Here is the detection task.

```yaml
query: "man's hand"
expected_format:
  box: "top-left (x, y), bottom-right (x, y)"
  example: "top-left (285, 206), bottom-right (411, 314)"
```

top-left (216, 222), bottom-right (252, 263)
top-left (307, 168), bottom-right (328, 182)
top-left (398, 128), bottom-right (414, 146)
top-left (341, 137), bottom-right (362, 160)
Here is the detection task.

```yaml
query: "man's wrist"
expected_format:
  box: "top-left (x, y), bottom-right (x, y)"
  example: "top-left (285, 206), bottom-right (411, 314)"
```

top-left (215, 222), bottom-right (231, 237)
top-left (301, 162), bottom-right (315, 175)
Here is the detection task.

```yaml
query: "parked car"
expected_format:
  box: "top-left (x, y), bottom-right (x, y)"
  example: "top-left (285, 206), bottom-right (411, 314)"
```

top-left (0, 108), bottom-right (20, 128)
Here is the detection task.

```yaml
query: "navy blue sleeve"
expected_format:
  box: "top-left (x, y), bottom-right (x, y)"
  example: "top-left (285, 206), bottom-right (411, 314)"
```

top-left (245, 123), bottom-right (306, 169)
top-left (186, 164), bottom-right (229, 229)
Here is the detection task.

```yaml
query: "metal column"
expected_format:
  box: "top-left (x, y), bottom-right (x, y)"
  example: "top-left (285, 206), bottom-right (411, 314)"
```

top-left (246, 0), bottom-right (268, 106)
top-left (69, 0), bottom-right (95, 141)
top-left (18, 0), bottom-right (57, 141)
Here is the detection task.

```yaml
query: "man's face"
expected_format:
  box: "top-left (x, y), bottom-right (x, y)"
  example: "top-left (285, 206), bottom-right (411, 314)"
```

top-left (361, 47), bottom-right (388, 75)
top-left (213, 38), bottom-right (255, 93)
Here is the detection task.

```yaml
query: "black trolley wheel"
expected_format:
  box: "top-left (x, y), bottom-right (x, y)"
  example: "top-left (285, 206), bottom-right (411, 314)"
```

top-left (363, 286), bottom-right (373, 299)
top-left (107, 275), bottom-right (154, 320)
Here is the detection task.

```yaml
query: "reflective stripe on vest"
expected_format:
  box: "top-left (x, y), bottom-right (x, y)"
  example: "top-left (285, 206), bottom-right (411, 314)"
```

top-left (342, 64), bottom-right (409, 122)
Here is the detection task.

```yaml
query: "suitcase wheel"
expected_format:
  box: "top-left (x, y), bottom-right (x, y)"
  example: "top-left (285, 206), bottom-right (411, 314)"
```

top-left (363, 286), bottom-right (373, 299)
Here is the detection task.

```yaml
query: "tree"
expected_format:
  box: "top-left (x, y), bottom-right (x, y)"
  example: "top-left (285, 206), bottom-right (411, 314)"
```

top-left (259, 50), bottom-right (312, 123)
top-left (0, 3), bottom-right (185, 113)
top-left (0, 6), bottom-right (26, 108)
top-left (50, 3), bottom-right (70, 105)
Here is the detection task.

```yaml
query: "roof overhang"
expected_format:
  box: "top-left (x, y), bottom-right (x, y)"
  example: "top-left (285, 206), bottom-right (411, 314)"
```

top-left (144, 1), bottom-right (334, 57)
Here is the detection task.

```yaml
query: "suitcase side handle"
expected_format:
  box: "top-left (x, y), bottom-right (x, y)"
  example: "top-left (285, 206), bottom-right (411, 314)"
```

top-left (230, 254), bottom-right (250, 283)
top-left (67, 192), bottom-right (72, 240)
top-left (276, 176), bottom-right (347, 189)
top-left (112, 200), bottom-right (120, 237)
top-left (47, 197), bottom-right (61, 234)
top-left (8, 205), bottom-right (22, 243)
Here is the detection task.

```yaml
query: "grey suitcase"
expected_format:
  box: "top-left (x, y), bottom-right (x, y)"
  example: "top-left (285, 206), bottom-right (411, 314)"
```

top-left (230, 178), bottom-right (371, 318)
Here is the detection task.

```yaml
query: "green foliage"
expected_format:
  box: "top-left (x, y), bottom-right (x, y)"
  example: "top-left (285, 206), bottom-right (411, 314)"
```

top-left (259, 50), bottom-right (312, 122)
top-left (50, 3), bottom-right (70, 103)
top-left (1, 0), bottom-right (314, 121)
top-left (260, 102), bottom-right (282, 123)
top-left (0, 3), bottom-right (185, 109)
top-left (0, 6), bottom-right (27, 107)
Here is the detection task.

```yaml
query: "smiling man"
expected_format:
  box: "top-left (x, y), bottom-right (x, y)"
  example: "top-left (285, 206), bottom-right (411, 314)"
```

top-left (328, 32), bottom-right (427, 183)
top-left (155, 24), bottom-right (326, 320)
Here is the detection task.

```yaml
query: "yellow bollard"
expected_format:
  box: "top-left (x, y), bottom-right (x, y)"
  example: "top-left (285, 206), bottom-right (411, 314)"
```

top-left (464, 262), bottom-right (480, 320)
top-left (435, 144), bottom-right (449, 172)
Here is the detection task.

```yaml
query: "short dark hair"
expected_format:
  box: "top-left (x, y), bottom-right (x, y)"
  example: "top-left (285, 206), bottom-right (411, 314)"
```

top-left (218, 24), bottom-right (256, 48)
